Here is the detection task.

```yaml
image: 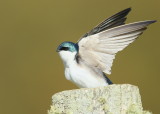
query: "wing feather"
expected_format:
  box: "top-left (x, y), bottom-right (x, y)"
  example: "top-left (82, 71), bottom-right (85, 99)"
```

top-left (78, 20), bottom-right (156, 74)
top-left (81, 8), bottom-right (131, 38)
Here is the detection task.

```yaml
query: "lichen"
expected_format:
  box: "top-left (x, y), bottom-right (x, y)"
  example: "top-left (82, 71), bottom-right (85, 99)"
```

top-left (98, 97), bottom-right (106, 104)
top-left (48, 84), bottom-right (152, 114)
top-left (126, 104), bottom-right (152, 114)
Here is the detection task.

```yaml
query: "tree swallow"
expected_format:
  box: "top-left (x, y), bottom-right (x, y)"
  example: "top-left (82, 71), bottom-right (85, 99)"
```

top-left (56, 8), bottom-right (156, 88)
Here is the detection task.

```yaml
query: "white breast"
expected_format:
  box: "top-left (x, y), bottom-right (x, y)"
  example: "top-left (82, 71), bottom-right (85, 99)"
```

top-left (65, 62), bottom-right (108, 88)
top-left (58, 50), bottom-right (108, 88)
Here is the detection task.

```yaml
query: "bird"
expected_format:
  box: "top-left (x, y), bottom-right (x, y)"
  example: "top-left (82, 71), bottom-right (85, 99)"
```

top-left (56, 8), bottom-right (156, 88)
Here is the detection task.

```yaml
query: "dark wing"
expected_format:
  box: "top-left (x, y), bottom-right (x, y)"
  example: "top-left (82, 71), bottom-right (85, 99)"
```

top-left (81, 8), bottom-right (131, 38)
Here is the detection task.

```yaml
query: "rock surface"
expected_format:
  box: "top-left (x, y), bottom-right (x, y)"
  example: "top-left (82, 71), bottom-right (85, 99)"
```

top-left (48, 84), bottom-right (152, 114)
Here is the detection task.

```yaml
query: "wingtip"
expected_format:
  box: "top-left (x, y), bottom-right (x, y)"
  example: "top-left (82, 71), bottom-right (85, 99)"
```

top-left (116, 8), bottom-right (131, 16)
top-left (127, 7), bottom-right (132, 11)
top-left (145, 20), bottom-right (157, 25)
top-left (123, 7), bottom-right (132, 12)
top-left (132, 20), bottom-right (157, 25)
top-left (151, 20), bottom-right (157, 23)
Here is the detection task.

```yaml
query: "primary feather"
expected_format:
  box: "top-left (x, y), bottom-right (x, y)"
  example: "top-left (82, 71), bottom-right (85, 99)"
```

top-left (81, 8), bottom-right (131, 38)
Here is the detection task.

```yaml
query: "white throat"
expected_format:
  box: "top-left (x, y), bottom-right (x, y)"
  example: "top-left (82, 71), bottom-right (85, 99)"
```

top-left (58, 51), bottom-right (77, 67)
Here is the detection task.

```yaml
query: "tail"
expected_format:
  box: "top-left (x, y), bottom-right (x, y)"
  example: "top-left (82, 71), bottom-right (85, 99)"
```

top-left (103, 73), bottom-right (113, 85)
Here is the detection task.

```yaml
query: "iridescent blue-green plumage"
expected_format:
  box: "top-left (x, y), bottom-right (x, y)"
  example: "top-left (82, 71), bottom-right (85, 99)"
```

top-left (57, 41), bottom-right (79, 52)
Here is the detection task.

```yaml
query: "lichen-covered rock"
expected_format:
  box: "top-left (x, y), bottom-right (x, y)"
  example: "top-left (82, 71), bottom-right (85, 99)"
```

top-left (48, 84), bottom-right (152, 114)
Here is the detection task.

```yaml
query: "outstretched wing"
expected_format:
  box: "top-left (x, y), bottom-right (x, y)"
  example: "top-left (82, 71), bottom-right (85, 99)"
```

top-left (81, 8), bottom-right (131, 38)
top-left (77, 20), bottom-right (156, 75)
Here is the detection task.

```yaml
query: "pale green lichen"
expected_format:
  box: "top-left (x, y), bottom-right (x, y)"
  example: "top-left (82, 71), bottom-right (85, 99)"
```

top-left (126, 104), bottom-right (152, 114)
top-left (48, 106), bottom-right (61, 114)
top-left (48, 105), bottom-right (74, 114)
top-left (143, 111), bottom-right (152, 114)
top-left (97, 97), bottom-right (113, 113)
top-left (48, 84), bottom-right (153, 114)
top-left (98, 97), bottom-right (106, 104)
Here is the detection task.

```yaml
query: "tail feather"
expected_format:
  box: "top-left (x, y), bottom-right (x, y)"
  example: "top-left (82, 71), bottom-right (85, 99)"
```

top-left (103, 73), bottom-right (113, 84)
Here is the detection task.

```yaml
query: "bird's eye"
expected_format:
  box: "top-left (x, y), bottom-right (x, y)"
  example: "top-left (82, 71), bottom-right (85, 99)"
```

top-left (60, 47), bottom-right (69, 51)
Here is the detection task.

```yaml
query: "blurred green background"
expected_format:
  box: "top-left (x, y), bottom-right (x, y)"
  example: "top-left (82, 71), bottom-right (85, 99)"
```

top-left (0, 0), bottom-right (159, 114)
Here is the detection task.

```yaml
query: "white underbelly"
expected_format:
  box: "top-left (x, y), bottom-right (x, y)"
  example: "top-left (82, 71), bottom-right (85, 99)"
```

top-left (65, 64), bottom-right (108, 88)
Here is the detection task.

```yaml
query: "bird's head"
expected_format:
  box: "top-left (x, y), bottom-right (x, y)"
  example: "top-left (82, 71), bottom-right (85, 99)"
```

top-left (56, 41), bottom-right (78, 53)
top-left (56, 42), bottom-right (79, 65)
